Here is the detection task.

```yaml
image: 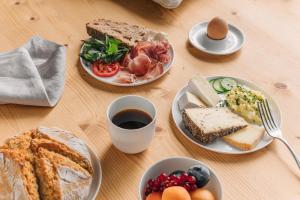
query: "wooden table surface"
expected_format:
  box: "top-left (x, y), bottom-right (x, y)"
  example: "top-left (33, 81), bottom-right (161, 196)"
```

top-left (0, 0), bottom-right (300, 199)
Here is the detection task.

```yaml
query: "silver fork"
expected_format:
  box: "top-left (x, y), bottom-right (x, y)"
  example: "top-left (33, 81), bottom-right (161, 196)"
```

top-left (258, 100), bottom-right (300, 169)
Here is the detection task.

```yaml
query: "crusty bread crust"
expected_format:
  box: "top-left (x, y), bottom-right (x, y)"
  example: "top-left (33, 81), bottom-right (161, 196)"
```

top-left (86, 18), bottom-right (151, 46)
top-left (182, 110), bottom-right (247, 144)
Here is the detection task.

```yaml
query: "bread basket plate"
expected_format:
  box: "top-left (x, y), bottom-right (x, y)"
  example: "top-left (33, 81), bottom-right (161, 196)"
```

top-left (171, 76), bottom-right (282, 154)
top-left (0, 127), bottom-right (102, 199)
top-left (79, 44), bottom-right (174, 87)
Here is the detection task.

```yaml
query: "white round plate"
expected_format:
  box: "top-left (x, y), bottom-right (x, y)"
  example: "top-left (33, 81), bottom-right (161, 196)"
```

top-left (189, 22), bottom-right (244, 55)
top-left (80, 43), bottom-right (174, 87)
top-left (139, 157), bottom-right (222, 200)
top-left (171, 76), bottom-right (281, 154)
top-left (88, 146), bottom-right (102, 200)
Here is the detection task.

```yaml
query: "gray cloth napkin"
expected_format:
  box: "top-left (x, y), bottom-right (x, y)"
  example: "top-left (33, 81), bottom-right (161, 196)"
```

top-left (0, 36), bottom-right (66, 107)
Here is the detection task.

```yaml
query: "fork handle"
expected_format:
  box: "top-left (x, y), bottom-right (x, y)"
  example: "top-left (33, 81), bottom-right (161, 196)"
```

top-left (277, 137), bottom-right (300, 169)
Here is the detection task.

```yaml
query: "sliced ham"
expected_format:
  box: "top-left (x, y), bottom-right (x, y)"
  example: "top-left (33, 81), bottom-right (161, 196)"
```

top-left (120, 41), bottom-right (170, 82)
top-left (131, 41), bottom-right (170, 64)
top-left (128, 54), bottom-right (151, 76)
top-left (115, 71), bottom-right (136, 84)
top-left (144, 61), bottom-right (163, 80)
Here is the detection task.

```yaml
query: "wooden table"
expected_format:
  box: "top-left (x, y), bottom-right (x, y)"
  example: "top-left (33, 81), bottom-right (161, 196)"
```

top-left (0, 0), bottom-right (299, 199)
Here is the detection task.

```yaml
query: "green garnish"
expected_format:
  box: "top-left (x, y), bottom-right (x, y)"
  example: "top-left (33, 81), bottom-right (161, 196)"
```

top-left (80, 36), bottom-right (129, 64)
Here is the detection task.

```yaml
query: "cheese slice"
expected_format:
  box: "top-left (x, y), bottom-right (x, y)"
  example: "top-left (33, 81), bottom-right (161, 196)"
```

top-left (188, 76), bottom-right (221, 107)
top-left (178, 91), bottom-right (206, 111)
top-left (223, 125), bottom-right (265, 150)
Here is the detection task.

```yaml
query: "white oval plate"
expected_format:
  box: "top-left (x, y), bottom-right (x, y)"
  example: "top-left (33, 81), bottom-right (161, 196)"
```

top-left (139, 157), bottom-right (222, 200)
top-left (189, 22), bottom-right (244, 55)
top-left (79, 43), bottom-right (174, 87)
top-left (171, 76), bottom-right (281, 154)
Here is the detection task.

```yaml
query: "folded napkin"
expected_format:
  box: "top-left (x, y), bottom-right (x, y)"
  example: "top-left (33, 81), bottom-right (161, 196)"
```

top-left (0, 36), bottom-right (66, 107)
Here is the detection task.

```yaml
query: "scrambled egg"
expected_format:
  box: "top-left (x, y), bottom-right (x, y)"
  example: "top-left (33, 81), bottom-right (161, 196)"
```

top-left (226, 86), bottom-right (265, 124)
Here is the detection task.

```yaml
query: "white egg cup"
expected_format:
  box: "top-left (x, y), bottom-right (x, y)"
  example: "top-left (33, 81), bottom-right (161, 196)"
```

top-left (189, 22), bottom-right (245, 55)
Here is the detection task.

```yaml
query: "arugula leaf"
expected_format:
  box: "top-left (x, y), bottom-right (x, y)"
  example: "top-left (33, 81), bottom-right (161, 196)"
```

top-left (81, 36), bottom-right (129, 64)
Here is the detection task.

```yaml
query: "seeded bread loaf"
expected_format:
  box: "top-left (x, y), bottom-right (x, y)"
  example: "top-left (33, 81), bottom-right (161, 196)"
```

top-left (182, 107), bottom-right (248, 144)
top-left (86, 18), bottom-right (151, 46)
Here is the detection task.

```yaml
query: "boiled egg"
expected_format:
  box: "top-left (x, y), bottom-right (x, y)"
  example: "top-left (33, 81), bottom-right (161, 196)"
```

top-left (207, 17), bottom-right (228, 40)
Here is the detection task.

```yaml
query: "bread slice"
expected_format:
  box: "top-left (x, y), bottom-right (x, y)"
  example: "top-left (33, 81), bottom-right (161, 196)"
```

top-left (86, 18), bottom-right (151, 46)
top-left (35, 148), bottom-right (92, 200)
top-left (32, 127), bottom-right (93, 174)
top-left (182, 107), bottom-right (248, 144)
top-left (0, 149), bottom-right (40, 200)
top-left (223, 125), bottom-right (265, 150)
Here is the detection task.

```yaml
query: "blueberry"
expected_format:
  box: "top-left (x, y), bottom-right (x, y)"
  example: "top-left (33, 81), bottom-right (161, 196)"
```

top-left (187, 165), bottom-right (210, 188)
top-left (169, 170), bottom-right (185, 177)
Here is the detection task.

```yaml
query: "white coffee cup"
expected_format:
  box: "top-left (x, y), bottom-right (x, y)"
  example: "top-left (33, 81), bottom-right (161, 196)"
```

top-left (106, 95), bottom-right (157, 154)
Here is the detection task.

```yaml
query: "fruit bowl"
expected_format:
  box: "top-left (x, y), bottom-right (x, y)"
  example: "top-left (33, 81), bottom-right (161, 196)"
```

top-left (139, 157), bottom-right (222, 200)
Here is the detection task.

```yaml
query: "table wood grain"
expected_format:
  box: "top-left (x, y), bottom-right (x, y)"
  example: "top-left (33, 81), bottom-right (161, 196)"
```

top-left (0, 0), bottom-right (299, 199)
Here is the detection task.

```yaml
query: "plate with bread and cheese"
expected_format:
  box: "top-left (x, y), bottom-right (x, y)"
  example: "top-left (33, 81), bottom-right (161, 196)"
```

top-left (172, 76), bottom-right (281, 154)
top-left (80, 19), bottom-right (174, 87)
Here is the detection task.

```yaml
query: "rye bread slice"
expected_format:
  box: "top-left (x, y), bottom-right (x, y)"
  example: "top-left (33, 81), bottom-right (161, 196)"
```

top-left (182, 107), bottom-right (248, 144)
top-left (86, 18), bottom-right (151, 46)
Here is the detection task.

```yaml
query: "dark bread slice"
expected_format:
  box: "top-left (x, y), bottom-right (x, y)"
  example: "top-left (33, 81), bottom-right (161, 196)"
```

top-left (86, 18), bottom-right (151, 46)
top-left (182, 108), bottom-right (248, 144)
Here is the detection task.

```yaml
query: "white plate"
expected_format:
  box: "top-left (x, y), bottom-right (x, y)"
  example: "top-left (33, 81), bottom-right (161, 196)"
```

top-left (79, 43), bottom-right (174, 87)
top-left (139, 157), bottom-right (222, 200)
top-left (189, 22), bottom-right (244, 55)
top-left (171, 76), bottom-right (282, 154)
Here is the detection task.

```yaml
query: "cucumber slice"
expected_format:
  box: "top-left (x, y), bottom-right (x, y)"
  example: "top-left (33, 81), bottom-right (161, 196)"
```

top-left (221, 78), bottom-right (237, 91)
top-left (212, 78), bottom-right (226, 93)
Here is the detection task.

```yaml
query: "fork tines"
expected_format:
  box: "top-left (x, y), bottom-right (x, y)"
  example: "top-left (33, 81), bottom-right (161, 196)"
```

top-left (258, 100), bottom-right (278, 132)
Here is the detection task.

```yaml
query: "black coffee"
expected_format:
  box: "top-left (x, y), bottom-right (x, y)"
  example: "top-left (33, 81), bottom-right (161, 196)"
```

top-left (112, 109), bottom-right (152, 129)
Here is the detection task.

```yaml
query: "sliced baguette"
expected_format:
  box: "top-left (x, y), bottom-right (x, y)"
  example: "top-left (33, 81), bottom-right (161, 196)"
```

top-left (86, 18), bottom-right (151, 46)
top-left (223, 125), bottom-right (265, 150)
top-left (182, 107), bottom-right (248, 144)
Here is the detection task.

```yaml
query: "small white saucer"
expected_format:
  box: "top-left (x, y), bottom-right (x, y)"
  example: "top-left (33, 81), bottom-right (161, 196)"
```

top-left (189, 22), bottom-right (245, 55)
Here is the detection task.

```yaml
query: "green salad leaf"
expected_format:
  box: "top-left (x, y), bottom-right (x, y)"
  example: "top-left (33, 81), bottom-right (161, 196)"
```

top-left (80, 36), bottom-right (129, 64)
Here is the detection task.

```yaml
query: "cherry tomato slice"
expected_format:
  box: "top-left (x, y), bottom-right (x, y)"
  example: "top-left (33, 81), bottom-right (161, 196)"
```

top-left (92, 62), bottom-right (120, 77)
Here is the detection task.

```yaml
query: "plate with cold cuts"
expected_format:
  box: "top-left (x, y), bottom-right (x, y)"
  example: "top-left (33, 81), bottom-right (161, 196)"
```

top-left (172, 76), bottom-right (281, 154)
top-left (80, 18), bottom-right (174, 87)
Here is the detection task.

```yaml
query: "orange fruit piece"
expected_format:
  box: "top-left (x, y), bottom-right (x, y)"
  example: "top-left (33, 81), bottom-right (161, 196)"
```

top-left (190, 188), bottom-right (215, 200)
top-left (146, 192), bottom-right (162, 200)
top-left (162, 186), bottom-right (191, 200)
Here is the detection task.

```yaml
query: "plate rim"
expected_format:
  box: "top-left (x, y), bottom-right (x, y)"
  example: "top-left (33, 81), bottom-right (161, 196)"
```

top-left (188, 22), bottom-right (245, 55)
top-left (171, 76), bottom-right (282, 155)
top-left (79, 42), bottom-right (174, 87)
top-left (88, 145), bottom-right (102, 200)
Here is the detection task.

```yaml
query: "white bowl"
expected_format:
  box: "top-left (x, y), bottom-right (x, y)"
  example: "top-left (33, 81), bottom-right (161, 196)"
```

top-left (139, 157), bottom-right (222, 200)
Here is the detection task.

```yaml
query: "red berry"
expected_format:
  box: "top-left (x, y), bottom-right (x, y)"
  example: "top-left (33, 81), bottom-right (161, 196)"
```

top-left (148, 179), bottom-right (154, 187)
top-left (190, 184), bottom-right (198, 191)
top-left (187, 176), bottom-right (196, 184)
top-left (184, 183), bottom-right (191, 192)
top-left (145, 187), bottom-right (152, 196)
top-left (158, 173), bottom-right (168, 182)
